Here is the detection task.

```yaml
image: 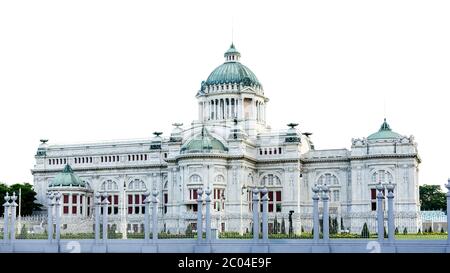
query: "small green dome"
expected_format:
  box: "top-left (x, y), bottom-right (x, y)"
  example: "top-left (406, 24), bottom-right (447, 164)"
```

top-left (49, 164), bottom-right (86, 188)
top-left (367, 119), bottom-right (402, 140)
top-left (181, 128), bottom-right (228, 153)
top-left (205, 44), bottom-right (261, 87)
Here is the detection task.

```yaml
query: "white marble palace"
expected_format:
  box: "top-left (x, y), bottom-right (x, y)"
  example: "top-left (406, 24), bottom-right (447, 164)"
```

top-left (31, 44), bottom-right (421, 235)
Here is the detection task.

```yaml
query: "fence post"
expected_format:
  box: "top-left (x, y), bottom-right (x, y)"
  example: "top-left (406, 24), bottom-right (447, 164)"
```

top-left (312, 185), bottom-right (320, 242)
top-left (197, 188), bottom-right (203, 242)
top-left (386, 182), bottom-right (396, 243)
top-left (204, 188), bottom-right (211, 242)
top-left (47, 192), bottom-right (54, 243)
top-left (446, 179), bottom-right (450, 243)
top-left (94, 192), bottom-right (101, 243)
top-left (10, 193), bottom-right (18, 243)
top-left (252, 188), bottom-right (260, 241)
top-left (321, 184), bottom-right (330, 241)
top-left (376, 182), bottom-right (385, 241)
top-left (102, 192), bottom-right (109, 242)
top-left (54, 192), bottom-right (61, 243)
top-left (144, 192), bottom-right (150, 243)
top-left (261, 188), bottom-right (269, 242)
top-left (152, 190), bottom-right (159, 243)
top-left (3, 193), bottom-right (10, 242)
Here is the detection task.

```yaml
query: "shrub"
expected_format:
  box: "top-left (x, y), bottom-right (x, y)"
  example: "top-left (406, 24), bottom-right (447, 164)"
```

top-left (395, 227), bottom-right (399, 234)
top-left (185, 224), bottom-right (193, 235)
top-left (281, 217), bottom-right (286, 234)
top-left (440, 227), bottom-right (445, 234)
top-left (361, 223), bottom-right (370, 238)
top-left (403, 227), bottom-right (408, 235)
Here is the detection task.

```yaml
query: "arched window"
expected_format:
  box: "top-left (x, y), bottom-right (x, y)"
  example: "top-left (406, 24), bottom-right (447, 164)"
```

top-left (101, 180), bottom-right (119, 191)
top-left (127, 179), bottom-right (147, 192)
top-left (214, 175), bottom-right (225, 184)
top-left (261, 174), bottom-right (281, 186)
top-left (317, 173), bottom-right (339, 185)
top-left (371, 170), bottom-right (393, 184)
top-left (127, 179), bottom-right (147, 215)
top-left (189, 174), bottom-right (202, 184)
top-left (100, 179), bottom-right (119, 215)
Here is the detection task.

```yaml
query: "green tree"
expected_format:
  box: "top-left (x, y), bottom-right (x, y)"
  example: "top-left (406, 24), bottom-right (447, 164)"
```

top-left (419, 185), bottom-right (446, 212)
top-left (0, 182), bottom-right (42, 216)
top-left (273, 216), bottom-right (278, 234)
top-left (281, 217), bottom-right (286, 234)
top-left (185, 224), bottom-right (193, 235)
top-left (361, 222), bottom-right (370, 238)
top-left (403, 227), bottom-right (408, 235)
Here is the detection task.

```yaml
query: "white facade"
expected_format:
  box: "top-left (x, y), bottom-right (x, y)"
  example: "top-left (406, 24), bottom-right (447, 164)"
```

top-left (31, 44), bottom-right (421, 235)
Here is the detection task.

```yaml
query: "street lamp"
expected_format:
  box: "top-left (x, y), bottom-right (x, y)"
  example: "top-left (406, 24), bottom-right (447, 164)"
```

top-left (240, 185), bottom-right (247, 235)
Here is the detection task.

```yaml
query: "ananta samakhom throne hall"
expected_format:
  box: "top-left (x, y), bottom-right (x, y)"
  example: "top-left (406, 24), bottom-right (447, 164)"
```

top-left (31, 44), bottom-right (421, 235)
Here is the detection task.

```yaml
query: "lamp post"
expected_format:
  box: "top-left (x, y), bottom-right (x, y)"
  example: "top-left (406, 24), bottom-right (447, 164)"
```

top-left (445, 179), bottom-right (450, 242)
top-left (386, 182), bottom-right (396, 243)
top-left (240, 185), bottom-right (247, 235)
top-left (376, 182), bottom-right (385, 241)
top-left (321, 184), bottom-right (330, 241)
top-left (219, 191), bottom-right (226, 233)
top-left (312, 184), bottom-right (320, 242)
top-left (3, 193), bottom-right (11, 242)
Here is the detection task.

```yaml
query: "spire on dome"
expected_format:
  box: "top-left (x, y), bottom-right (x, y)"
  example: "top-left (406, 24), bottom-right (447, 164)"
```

top-left (224, 43), bottom-right (241, 62)
top-left (379, 118), bottom-right (392, 131)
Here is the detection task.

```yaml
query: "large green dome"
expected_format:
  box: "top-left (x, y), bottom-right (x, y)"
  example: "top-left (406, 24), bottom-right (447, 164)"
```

top-left (181, 127), bottom-right (228, 153)
top-left (367, 119), bottom-right (402, 140)
top-left (205, 44), bottom-right (261, 87)
top-left (49, 164), bottom-right (86, 188)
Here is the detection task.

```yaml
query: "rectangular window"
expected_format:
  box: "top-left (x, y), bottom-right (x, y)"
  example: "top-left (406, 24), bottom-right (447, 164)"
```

top-left (72, 206), bottom-right (77, 214)
top-left (276, 191), bottom-right (282, 202)
top-left (63, 194), bottom-right (69, 204)
top-left (63, 206), bottom-right (69, 214)
top-left (135, 194), bottom-right (140, 204)
top-left (371, 189), bottom-right (376, 200)
top-left (128, 195), bottom-right (132, 205)
top-left (114, 195), bottom-right (118, 205)
top-left (276, 203), bottom-right (282, 212)
top-left (72, 195), bottom-right (77, 204)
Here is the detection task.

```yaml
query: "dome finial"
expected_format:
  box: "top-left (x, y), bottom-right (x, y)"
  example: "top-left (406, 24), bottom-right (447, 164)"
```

top-left (379, 118), bottom-right (391, 131)
top-left (224, 43), bottom-right (240, 62)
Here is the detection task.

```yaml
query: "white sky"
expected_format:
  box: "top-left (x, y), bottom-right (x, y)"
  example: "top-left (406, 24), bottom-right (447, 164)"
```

top-left (0, 0), bottom-right (449, 188)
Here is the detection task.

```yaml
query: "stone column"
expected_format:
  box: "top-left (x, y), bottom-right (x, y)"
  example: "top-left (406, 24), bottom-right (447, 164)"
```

top-left (205, 188), bottom-right (211, 242)
top-left (252, 188), bottom-right (259, 241)
top-left (10, 193), bottom-right (18, 242)
top-left (261, 188), bottom-right (269, 242)
top-left (321, 185), bottom-right (330, 241)
top-left (47, 192), bottom-right (55, 242)
top-left (386, 182), bottom-right (396, 243)
top-left (152, 190), bottom-right (159, 243)
top-left (376, 182), bottom-right (385, 241)
top-left (445, 179), bottom-right (450, 242)
top-left (102, 192), bottom-right (109, 242)
top-left (312, 185), bottom-right (320, 242)
top-left (54, 192), bottom-right (61, 242)
top-left (3, 193), bottom-right (10, 242)
top-left (144, 192), bottom-right (150, 242)
top-left (197, 188), bottom-right (203, 242)
top-left (76, 194), bottom-right (80, 216)
top-left (94, 192), bottom-right (101, 243)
